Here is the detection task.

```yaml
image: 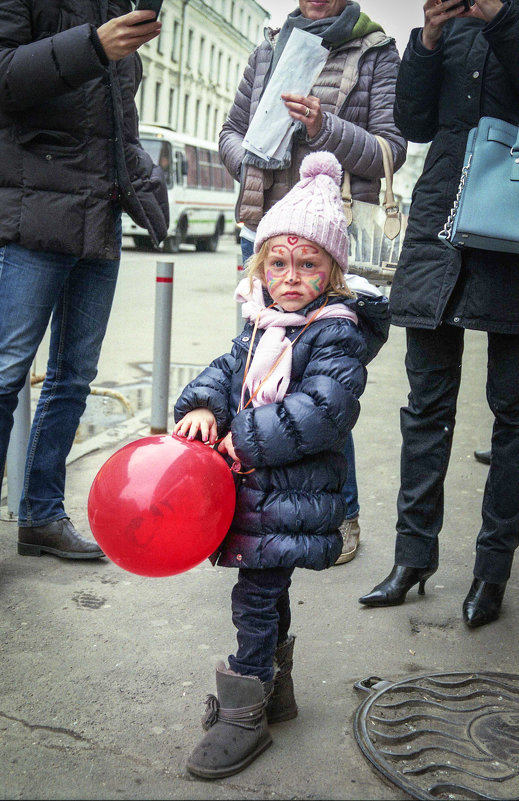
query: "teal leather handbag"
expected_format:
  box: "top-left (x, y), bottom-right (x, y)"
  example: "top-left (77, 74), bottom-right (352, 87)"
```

top-left (439, 116), bottom-right (519, 253)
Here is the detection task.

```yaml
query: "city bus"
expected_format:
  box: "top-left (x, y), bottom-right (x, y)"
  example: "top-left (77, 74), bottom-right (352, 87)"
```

top-left (122, 124), bottom-right (238, 253)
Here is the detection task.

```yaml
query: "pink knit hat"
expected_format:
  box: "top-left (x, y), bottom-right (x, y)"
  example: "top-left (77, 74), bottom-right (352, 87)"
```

top-left (254, 151), bottom-right (349, 272)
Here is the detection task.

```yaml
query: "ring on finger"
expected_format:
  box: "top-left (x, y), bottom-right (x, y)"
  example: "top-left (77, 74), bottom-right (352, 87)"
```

top-left (304, 106), bottom-right (310, 118)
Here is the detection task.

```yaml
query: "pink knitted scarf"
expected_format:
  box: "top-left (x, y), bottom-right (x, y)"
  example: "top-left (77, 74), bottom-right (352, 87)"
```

top-left (234, 277), bottom-right (358, 408)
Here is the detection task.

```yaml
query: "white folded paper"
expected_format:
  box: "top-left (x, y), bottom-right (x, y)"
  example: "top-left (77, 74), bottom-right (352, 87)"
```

top-left (243, 28), bottom-right (329, 163)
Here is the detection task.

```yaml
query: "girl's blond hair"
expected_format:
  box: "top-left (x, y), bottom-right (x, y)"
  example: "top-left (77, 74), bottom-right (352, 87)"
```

top-left (245, 238), bottom-right (354, 299)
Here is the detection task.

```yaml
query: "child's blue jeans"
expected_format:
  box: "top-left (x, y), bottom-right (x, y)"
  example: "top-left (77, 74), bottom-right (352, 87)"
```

top-left (229, 567), bottom-right (294, 683)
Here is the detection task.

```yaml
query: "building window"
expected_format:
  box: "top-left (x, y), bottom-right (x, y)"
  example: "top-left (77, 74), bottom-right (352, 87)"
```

top-left (198, 36), bottom-right (205, 74)
top-left (205, 103), bottom-right (211, 140)
top-left (172, 20), bottom-right (180, 61)
top-left (183, 93), bottom-right (190, 133)
top-left (235, 62), bottom-right (241, 89)
top-left (231, 1), bottom-right (235, 25)
top-left (210, 43), bottom-right (215, 76)
top-left (168, 88), bottom-right (175, 127)
top-left (186, 28), bottom-right (194, 68)
top-left (156, 21), bottom-right (163, 54)
top-left (195, 99), bottom-right (201, 137)
top-left (139, 76), bottom-right (147, 119)
top-left (213, 107), bottom-right (219, 140)
top-left (226, 56), bottom-right (232, 89)
top-left (217, 50), bottom-right (223, 78)
top-left (154, 81), bottom-right (162, 122)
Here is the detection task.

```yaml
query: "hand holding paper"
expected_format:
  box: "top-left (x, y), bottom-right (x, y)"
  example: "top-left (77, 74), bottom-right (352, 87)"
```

top-left (243, 28), bottom-right (329, 164)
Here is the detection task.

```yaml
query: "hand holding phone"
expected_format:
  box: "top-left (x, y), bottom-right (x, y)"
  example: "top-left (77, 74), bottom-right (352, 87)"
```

top-left (97, 9), bottom-right (161, 61)
top-left (442, 0), bottom-right (475, 12)
top-left (422, 0), bottom-right (468, 50)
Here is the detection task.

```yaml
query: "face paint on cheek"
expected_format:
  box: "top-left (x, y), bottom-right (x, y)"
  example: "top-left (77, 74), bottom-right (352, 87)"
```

top-left (303, 271), bottom-right (328, 295)
top-left (266, 269), bottom-right (285, 293)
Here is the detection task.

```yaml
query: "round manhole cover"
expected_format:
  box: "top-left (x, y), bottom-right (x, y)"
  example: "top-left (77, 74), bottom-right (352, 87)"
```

top-left (354, 672), bottom-right (519, 800)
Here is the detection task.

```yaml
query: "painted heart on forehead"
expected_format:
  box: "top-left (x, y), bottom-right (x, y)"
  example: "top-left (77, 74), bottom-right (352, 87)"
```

top-left (287, 236), bottom-right (299, 246)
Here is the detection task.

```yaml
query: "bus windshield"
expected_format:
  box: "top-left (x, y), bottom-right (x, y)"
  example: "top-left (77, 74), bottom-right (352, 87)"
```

top-left (141, 137), bottom-right (173, 187)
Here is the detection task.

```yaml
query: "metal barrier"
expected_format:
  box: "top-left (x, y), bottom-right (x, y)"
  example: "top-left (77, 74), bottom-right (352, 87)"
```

top-left (150, 260), bottom-right (175, 434)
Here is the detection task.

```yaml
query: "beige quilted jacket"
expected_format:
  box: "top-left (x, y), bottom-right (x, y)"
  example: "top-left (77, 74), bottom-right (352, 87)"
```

top-left (219, 28), bottom-right (407, 229)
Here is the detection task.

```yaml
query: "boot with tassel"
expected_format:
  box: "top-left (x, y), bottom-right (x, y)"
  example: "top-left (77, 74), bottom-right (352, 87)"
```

top-left (186, 662), bottom-right (273, 779)
top-left (266, 635), bottom-right (298, 724)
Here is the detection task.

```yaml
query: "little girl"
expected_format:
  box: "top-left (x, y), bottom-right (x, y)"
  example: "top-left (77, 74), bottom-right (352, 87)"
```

top-left (173, 152), bottom-right (389, 780)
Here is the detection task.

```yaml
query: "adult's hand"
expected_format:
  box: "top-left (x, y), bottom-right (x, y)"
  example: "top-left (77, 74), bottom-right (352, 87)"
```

top-left (97, 11), bottom-right (161, 61)
top-left (281, 93), bottom-right (323, 139)
top-left (422, 0), bottom-right (465, 50)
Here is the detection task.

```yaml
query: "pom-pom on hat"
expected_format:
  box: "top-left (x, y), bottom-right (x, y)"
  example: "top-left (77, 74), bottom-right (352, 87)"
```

top-left (254, 151), bottom-right (349, 272)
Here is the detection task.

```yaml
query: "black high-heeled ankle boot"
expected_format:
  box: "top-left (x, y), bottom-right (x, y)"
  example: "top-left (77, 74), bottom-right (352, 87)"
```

top-left (358, 564), bottom-right (437, 607)
top-left (462, 578), bottom-right (506, 628)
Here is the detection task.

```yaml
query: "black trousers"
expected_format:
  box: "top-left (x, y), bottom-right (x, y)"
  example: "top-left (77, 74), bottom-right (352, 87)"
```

top-left (395, 325), bottom-right (519, 583)
top-left (228, 567), bottom-right (294, 683)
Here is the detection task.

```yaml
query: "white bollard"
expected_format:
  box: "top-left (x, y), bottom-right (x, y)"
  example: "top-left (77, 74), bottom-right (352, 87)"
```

top-left (6, 373), bottom-right (31, 518)
top-left (150, 261), bottom-right (174, 434)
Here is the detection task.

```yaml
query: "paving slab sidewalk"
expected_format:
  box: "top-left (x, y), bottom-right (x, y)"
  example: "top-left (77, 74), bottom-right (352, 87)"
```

top-left (1, 325), bottom-right (517, 801)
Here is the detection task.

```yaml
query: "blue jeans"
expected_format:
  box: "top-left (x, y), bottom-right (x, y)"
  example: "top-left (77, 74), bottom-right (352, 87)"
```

top-left (240, 236), bottom-right (360, 521)
top-left (229, 567), bottom-right (294, 683)
top-left (240, 235), bottom-right (254, 265)
top-left (0, 221), bottom-right (121, 526)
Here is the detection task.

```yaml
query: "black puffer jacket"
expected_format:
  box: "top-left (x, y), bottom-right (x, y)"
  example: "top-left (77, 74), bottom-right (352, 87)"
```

top-left (390, 1), bottom-right (519, 334)
top-left (174, 291), bottom-right (389, 571)
top-left (0, 0), bottom-right (169, 259)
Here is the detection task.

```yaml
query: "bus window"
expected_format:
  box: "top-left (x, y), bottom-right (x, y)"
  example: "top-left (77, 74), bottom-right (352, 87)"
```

top-left (140, 138), bottom-right (173, 188)
top-left (224, 169), bottom-right (235, 192)
top-left (158, 141), bottom-right (173, 187)
top-left (185, 144), bottom-right (198, 187)
top-left (211, 152), bottom-right (225, 190)
top-left (199, 148), bottom-right (212, 189)
top-left (174, 150), bottom-right (184, 185)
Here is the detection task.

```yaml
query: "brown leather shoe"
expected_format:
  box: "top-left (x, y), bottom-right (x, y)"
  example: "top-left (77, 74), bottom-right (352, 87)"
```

top-left (18, 518), bottom-right (104, 559)
top-left (334, 517), bottom-right (360, 565)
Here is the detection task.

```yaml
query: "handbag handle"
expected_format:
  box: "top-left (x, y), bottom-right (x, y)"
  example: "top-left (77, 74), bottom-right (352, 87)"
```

top-left (341, 136), bottom-right (401, 240)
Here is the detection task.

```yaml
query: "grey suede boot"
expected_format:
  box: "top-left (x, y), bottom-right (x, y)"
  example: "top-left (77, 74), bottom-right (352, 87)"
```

top-left (186, 662), bottom-right (273, 779)
top-left (266, 635), bottom-right (298, 724)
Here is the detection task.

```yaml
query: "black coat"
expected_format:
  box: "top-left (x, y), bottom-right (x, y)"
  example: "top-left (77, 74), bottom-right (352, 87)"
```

top-left (390, 1), bottom-right (519, 334)
top-left (0, 0), bottom-right (169, 259)
top-left (174, 291), bottom-right (389, 571)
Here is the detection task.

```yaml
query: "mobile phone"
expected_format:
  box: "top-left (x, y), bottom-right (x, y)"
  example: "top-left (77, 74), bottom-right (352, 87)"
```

top-left (134, 0), bottom-right (163, 21)
top-left (442, 0), bottom-right (475, 11)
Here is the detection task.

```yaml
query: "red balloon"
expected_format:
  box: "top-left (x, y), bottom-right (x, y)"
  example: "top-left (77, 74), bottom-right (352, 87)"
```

top-left (87, 434), bottom-right (236, 577)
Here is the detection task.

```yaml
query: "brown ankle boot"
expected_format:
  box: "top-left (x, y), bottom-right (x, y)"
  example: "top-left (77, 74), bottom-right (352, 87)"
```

top-left (266, 635), bottom-right (298, 724)
top-left (186, 663), bottom-right (272, 779)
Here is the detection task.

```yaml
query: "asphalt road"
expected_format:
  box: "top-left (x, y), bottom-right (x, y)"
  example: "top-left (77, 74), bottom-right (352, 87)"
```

top-left (97, 235), bottom-right (241, 387)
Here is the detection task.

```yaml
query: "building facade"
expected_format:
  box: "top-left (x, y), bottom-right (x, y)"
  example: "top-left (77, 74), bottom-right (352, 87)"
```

top-left (136, 0), bottom-right (269, 144)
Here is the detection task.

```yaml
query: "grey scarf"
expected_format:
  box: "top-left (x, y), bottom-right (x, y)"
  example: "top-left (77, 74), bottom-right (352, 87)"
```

top-left (270, 2), bottom-right (362, 76)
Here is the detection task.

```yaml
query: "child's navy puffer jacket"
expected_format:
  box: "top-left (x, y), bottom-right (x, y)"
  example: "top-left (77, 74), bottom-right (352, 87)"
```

top-left (174, 291), bottom-right (388, 571)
